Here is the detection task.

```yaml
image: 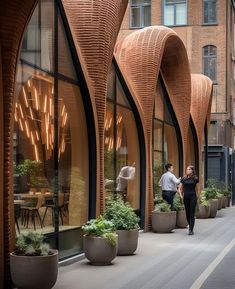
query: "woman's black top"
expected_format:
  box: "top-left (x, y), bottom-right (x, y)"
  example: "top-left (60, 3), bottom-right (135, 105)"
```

top-left (181, 177), bottom-right (199, 198)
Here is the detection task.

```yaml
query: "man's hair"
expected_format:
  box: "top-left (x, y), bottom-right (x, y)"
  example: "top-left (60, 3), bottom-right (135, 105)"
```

top-left (165, 163), bottom-right (173, 171)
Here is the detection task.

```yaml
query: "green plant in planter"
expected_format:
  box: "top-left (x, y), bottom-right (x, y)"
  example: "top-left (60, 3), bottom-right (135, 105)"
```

top-left (104, 196), bottom-right (140, 230)
top-left (14, 231), bottom-right (50, 256)
top-left (173, 194), bottom-right (184, 211)
top-left (82, 216), bottom-right (117, 246)
top-left (15, 159), bottom-right (43, 189)
top-left (201, 187), bottom-right (218, 200)
top-left (154, 201), bottom-right (171, 212)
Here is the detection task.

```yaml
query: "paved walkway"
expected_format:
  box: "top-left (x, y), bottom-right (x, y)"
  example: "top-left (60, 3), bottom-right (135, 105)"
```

top-left (54, 207), bottom-right (235, 289)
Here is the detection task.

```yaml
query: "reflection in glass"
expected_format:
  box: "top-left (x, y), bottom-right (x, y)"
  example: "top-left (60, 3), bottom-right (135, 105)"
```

top-left (13, 0), bottom-right (89, 259)
top-left (104, 69), bottom-right (140, 210)
top-left (153, 79), bottom-right (180, 199)
top-left (186, 124), bottom-right (195, 168)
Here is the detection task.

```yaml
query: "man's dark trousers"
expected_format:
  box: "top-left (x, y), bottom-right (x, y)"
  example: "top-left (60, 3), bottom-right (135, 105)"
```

top-left (162, 190), bottom-right (176, 210)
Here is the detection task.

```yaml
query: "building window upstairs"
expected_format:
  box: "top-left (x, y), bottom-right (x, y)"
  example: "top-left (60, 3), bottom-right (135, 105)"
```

top-left (130, 0), bottom-right (151, 28)
top-left (203, 0), bottom-right (217, 25)
top-left (203, 45), bottom-right (217, 83)
top-left (163, 0), bottom-right (187, 26)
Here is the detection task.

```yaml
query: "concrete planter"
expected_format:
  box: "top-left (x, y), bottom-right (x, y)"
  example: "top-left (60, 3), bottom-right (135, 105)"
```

top-left (151, 211), bottom-right (176, 233)
top-left (83, 235), bottom-right (117, 265)
top-left (10, 249), bottom-right (58, 289)
top-left (209, 199), bottom-right (218, 218)
top-left (117, 229), bottom-right (138, 255)
top-left (222, 196), bottom-right (230, 208)
top-left (176, 210), bottom-right (188, 228)
top-left (196, 204), bottom-right (210, 219)
top-left (222, 196), bottom-right (227, 208)
top-left (217, 197), bottom-right (223, 210)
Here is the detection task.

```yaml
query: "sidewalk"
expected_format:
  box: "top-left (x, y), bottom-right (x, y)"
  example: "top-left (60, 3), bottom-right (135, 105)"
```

top-left (54, 207), bottom-right (235, 289)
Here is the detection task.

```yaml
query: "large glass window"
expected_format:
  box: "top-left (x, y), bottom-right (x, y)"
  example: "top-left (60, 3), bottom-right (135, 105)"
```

top-left (163, 0), bottom-right (187, 26)
top-left (203, 45), bottom-right (217, 83)
top-left (153, 78), bottom-right (180, 199)
top-left (13, 0), bottom-right (89, 259)
top-left (203, 0), bottom-right (217, 24)
top-left (186, 124), bottom-right (196, 167)
top-left (130, 0), bottom-right (151, 28)
top-left (104, 65), bottom-right (140, 210)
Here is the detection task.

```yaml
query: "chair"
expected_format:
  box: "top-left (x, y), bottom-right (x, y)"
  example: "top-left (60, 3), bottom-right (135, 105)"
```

top-left (21, 195), bottom-right (44, 230)
top-left (42, 193), bottom-right (64, 226)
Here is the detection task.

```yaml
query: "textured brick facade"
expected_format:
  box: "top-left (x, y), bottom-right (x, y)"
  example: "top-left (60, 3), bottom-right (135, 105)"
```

top-left (115, 26), bottom-right (192, 229)
top-left (0, 1), bottom-right (38, 287)
top-left (61, 0), bottom-right (128, 215)
top-left (0, 1), bottom-right (213, 287)
top-left (191, 74), bottom-right (213, 190)
top-left (120, 0), bottom-right (234, 147)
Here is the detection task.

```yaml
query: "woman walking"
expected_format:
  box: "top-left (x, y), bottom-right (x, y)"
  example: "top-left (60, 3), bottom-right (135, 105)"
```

top-left (179, 165), bottom-right (199, 235)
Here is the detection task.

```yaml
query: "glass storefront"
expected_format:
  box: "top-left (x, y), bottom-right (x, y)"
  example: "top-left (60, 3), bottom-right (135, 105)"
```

top-left (186, 124), bottom-right (196, 168)
top-left (104, 65), bottom-right (141, 211)
top-left (153, 77), bottom-right (181, 199)
top-left (13, 0), bottom-right (90, 259)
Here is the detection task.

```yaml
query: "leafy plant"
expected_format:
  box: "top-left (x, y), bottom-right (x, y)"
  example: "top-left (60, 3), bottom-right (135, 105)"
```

top-left (173, 193), bottom-right (184, 211)
top-left (82, 216), bottom-right (117, 246)
top-left (104, 196), bottom-right (140, 230)
top-left (154, 201), bottom-right (171, 212)
top-left (15, 159), bottom-right (43, 188)
top-left (14, 231), bottom-right (50, 256)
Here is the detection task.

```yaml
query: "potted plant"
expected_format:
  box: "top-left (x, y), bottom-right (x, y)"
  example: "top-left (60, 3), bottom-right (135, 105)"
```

top-left (200, 188), bottom-right (218, 218)
top-left (104, 196), bottom-right (140, 255)
top-left (82, 216), bottom-right (118, 265)
top-left (10, 231), bottom-right (58, 289)
top-left (173, 193), bottom-right (188, 228)
top-left (196, 197), bottom-right (211, 219)
top-left (221, 188), bottom-right (231, 207)
top-left (151, 201), bottom-right (176, 233)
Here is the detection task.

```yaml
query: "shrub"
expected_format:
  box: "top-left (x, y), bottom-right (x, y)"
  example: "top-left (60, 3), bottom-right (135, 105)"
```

top-left (173, 193), bottom-right (184, 211)
top-left (104, 196), bottom-right (140, 230)
top-left (154, 201), bottom-right (171, 212)
top-left (82, 216), bottom-right (117, 246)
top-left (14, 231), bottom-right (50, 256)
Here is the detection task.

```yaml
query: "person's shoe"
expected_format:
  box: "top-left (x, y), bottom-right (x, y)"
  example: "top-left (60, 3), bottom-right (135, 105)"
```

top-left (188, 230), bottom-right (194, 235)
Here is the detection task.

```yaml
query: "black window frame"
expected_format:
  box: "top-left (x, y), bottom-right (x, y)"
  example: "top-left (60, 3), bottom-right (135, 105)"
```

top-left (202, 45), bottom-right (217, 83)
top-left (203, 0), bottom-right (217, 25)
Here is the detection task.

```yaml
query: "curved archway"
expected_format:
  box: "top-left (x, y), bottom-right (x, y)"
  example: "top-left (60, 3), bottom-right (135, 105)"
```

top-left (190, 74), bottom-right (213, 190)
top-left (115, 26), bottom-right (191, 229)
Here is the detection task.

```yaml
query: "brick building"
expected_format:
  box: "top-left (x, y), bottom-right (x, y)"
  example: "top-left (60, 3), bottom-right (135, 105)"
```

top-left (120, 0), bottom-right (235, 187)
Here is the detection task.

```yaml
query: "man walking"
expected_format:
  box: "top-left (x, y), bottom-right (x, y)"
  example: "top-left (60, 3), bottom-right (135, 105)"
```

top-left (158, 163), bottom-right (181, 210)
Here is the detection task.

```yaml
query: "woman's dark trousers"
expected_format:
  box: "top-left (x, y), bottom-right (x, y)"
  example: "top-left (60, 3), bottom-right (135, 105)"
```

top-left (183, 194), bottom-right (197, 232)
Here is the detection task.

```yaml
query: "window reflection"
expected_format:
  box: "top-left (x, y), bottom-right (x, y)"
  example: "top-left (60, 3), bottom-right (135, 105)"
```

top-left (153, 78), bottom-right (180, 199)
top-left (104, 67), bottom-right (140, 210)
top-left (13, 0), bottom-right (89, 259)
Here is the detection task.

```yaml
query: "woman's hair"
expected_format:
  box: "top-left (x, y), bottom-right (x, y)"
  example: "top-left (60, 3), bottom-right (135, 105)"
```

top-left (184, 165), bottom-right (196, 179)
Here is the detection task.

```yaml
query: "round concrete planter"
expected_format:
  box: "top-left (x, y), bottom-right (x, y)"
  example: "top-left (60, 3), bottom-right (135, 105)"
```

top-left (196, 204), bottom-right (210, 219)
top-left (117, 229), bottom-right (138, 255)
top-left (209, 199), bottom-right (218, 218)
top-left (217, 197), bottom-right (223, 210)
top-left (222, 196), bottom-right (229, 208)
top-left (83, 235), bottom-right (117, 265)
top-left (10, 249), bottom-right (58, 289)
top-left (221, 196), bottom-right (226, 208)
top-left (176, 210), bottom-right (188, 228)
top-left (151, 211), bottom-right (176, 233)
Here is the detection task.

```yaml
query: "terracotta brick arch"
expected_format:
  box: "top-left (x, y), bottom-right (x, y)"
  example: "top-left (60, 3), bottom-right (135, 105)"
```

top-left (190, 74), bottom-right (213, 190)
top-left (61, 0), bottom-right (128, 214)
top-left (115, 26), bottom-right (191, 229)
top-left (0, 1), bottom-right (38, 287)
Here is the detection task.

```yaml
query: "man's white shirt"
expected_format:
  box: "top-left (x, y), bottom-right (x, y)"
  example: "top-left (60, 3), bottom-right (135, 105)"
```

top-left (158, 171), bottom-right (181, 191)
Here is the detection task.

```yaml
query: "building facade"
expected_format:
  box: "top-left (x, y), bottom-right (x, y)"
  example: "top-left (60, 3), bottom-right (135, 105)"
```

top-left (0, 0), bottom-right (212, 287)
top-left (120, 0), bottom-right (235, 189)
